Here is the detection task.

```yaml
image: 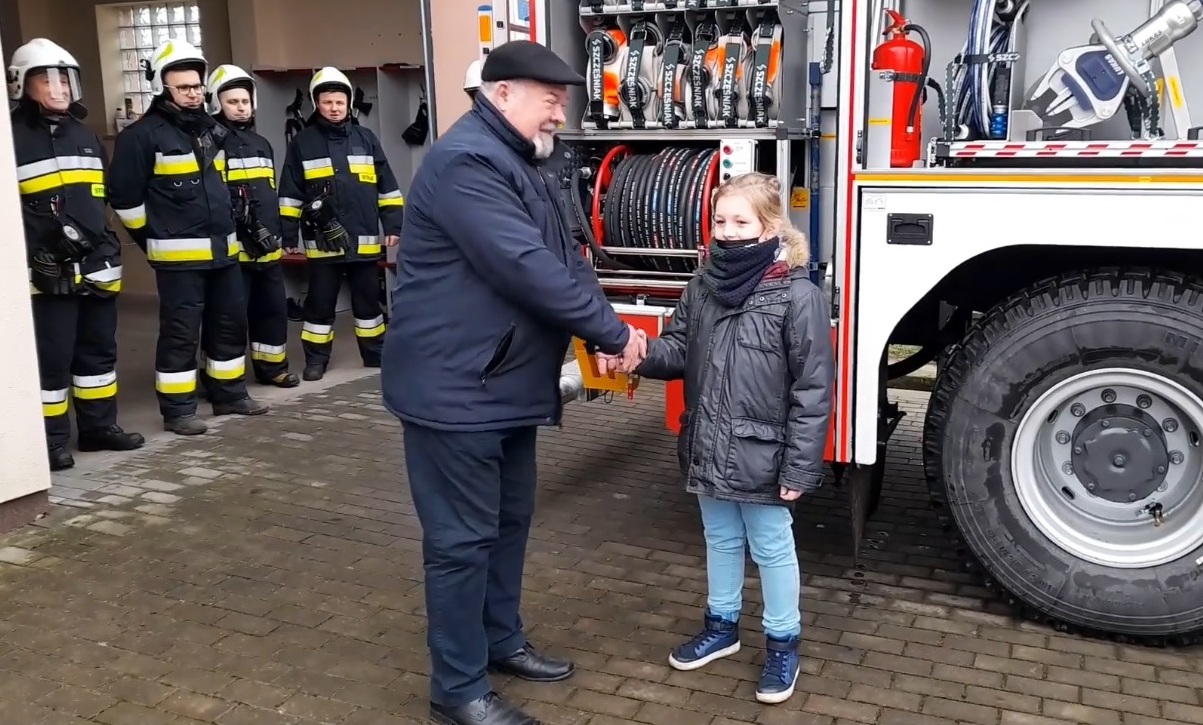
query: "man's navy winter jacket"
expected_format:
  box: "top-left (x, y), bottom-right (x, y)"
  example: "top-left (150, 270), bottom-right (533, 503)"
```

top-left (381, 96), bottom-right (630, 431)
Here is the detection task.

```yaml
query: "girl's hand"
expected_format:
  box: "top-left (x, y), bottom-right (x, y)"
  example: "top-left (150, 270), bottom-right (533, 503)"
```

top-left (780, 487), bottom-right (802, 501)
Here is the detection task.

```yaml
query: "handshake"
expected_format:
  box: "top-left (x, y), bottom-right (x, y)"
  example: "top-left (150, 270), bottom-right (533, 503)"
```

top-left (596, 325), bottom-right (649, 376)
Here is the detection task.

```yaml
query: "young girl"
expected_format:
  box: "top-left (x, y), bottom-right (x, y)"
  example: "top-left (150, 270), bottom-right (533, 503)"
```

top-left (624, 172), bottom-right (834, 704)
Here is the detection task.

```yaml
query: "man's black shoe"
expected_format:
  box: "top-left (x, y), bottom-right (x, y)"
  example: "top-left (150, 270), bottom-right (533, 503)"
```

top-left (77, 425), bottom-right (145, 452)
top-left (489, 644), bottom-right (574, 682)
top-left (430, 692), bottom-right (540, 725)
top-left (48, 446), bottom-right (74, 471)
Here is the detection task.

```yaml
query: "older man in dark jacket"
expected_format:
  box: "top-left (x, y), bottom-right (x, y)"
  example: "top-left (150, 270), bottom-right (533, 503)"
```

top-left (381, 41), bottom-right (643, 725)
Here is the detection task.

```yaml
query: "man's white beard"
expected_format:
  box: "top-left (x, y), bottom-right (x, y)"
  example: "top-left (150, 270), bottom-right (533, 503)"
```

top-left (533, 131), bottom-right (556, 159)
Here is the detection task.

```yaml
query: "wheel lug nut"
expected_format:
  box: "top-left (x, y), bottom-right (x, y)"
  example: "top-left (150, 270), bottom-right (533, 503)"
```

top-left (1101, 420), bottom-right (1110, 428)
top-left (1074, 446), bottom-right (1084, 455)
top-left (1157, 465), bottom-right (1167, 474)
top-left (1072, 404), bottom-right (1086, 417)
top-left (1137, 395), bottom-right (1152, 409)
top-left (1129, 492), bottom-right (1137, 501)
top-left (1056, 431), bottom-right (1070, 444)
top-left (1113, 455), bottom-right (1126, 466)
top-left (1143, 428), bottom-right (1152, 437)
top-left (1102, 389), bottom-right (1117, 403)
top-left (1086, 481), bottom-right (1096, 491)
top-left (1171, 451), bottom-right (1184, 464)
top-left (1062, 463), bottom-right (1074, 475)
top-left (1164, 418), bottom-right (1179, 432)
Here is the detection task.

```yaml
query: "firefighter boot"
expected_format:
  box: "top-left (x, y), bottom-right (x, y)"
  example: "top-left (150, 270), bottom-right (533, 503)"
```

top-left (165, 415), bottom-right (209, 436)
top-left (302, 363), bottom-right (326, 381)
top-left (77, 425), bottom-right (146, 453)
top-left (212, 397), bottom-right (270, 417)
top-left (48, 446), bottom-right (74, 472)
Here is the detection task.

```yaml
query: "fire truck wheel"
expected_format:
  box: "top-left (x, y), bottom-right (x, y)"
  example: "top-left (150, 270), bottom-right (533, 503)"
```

top-left (923, 268), bottom-right (1203, 644)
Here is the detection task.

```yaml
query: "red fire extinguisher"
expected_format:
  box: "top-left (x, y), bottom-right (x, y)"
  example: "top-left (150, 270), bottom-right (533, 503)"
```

top-left (871, 9), bottom-right (930, 168)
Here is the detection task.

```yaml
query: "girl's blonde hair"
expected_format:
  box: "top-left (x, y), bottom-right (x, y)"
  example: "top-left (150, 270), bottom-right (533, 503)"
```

top-left (711, 172), bottom-right (810, 270)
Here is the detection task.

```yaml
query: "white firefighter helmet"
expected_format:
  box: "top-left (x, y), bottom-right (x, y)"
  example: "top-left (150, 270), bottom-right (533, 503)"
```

top-left (309, 66), bottom-right (352, 109)
top-left (7, 38), bottom-right (82, 103)
top-left (146, 38), bottom-right (206, 95)
top-left (464, 59), bottom-right (482, 93)
top-left (206, 63), bottom-right (257, 114)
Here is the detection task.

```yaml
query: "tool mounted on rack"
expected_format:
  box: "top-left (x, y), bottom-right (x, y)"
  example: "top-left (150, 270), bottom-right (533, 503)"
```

top-left (351, 86), bottom-right (373, 125)
top-left (684, 17), bottom-right (721, 126)
top-left (620, 17), bottom-right (665, 128)
top-left (747, 9), bottom-right (783, 128)
top-left (284, 88), bottom-right (305, 144)
top-left (584, 19), bottom-right (627, 127)
top-left (660, 16), bottom-right (691, 128)
top-left (1024, 0), bottom-right (1203, 138)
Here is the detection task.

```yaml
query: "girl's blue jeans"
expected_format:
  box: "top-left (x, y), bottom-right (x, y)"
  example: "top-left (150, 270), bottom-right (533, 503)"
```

top-left (697, 494), bottom-right (802, 639)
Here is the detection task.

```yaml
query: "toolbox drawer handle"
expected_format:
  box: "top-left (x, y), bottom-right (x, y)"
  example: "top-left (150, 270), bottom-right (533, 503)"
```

top-left (887, 213), bottom-right (933, 246)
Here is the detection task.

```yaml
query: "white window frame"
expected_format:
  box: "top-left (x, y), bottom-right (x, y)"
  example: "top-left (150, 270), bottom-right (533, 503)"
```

top-left (109, 2), bottom-right (203, 118)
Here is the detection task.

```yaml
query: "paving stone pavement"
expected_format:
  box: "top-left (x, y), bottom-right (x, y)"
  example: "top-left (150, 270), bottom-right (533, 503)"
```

top-left (2, 376), bottom-right (1203, 725)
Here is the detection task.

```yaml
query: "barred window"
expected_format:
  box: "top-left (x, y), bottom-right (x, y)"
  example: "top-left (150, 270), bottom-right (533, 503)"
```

top-left (115, 2), bottom-right (202, 115)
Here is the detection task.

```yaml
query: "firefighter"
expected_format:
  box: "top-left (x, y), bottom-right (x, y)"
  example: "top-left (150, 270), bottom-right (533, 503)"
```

top-left (109, 40), bottom-right (269, 435)
top-left (278, 67), bottom-right (405, 381)
top-left (207, 64), bottom-right (300, 388)
top-left (8, 38), bottom-right (145, 471)
top-left (464, 59), bottom-right (483, 100)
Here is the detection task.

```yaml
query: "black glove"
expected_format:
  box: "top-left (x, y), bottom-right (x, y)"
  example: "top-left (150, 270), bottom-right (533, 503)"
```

top-left (29, 250), bottom-right (72, 295)
top-left (302, 196), bottom-right (350, 253)
top-left (240, 223), bottom-right (282, 259)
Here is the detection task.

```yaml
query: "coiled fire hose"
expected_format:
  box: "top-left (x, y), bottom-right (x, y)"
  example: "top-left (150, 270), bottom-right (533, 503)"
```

top-left (589, 146), bottom-right (719, 275)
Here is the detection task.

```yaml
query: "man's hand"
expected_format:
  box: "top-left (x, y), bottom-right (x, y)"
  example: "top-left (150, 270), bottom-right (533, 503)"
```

top-left (384, 235), bottom-right (400, 247)
top-left (596, 326), bottom-right (647, 375)
top-left (779, 487), bottom-right (803, 501)
top-left (284, 246), bottom-right (301, 255)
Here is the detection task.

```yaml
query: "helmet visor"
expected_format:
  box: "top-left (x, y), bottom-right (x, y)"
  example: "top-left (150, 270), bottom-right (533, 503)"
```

top-left (28, 66), bottom-right (82, 104)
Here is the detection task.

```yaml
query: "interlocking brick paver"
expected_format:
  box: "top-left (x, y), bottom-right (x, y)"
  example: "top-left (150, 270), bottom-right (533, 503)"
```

top-left (1, 377), bottom-right (1202, 723)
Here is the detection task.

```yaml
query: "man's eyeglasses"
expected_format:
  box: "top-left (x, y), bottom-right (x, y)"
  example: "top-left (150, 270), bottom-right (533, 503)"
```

top-left (166, 83), bottom-right (206, 95)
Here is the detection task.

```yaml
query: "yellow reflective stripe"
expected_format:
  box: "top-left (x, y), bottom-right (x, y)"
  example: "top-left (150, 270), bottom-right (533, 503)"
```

top-left (72, 371), bottom-right (117, 400)
top-left (228, 156), bottom-right (273, 169)
top-left (114, 204), bottom-right (147, 229)
top-left (302, 157), bottom-right (334, 179)
top-left (302, 238), bottom-right (344, 258)
top-left (17, 156), bottom-right (105, 194)
top-left (227, 236), bottom-right (240, 257)
top-left (205, 355), bottom-right (246, 381)
top-left (41, 388), bottom-right (69, 417)
top-left (354, 315), bottom-right (385, 338)
top-left (153, 152), bottom-right (200, 175)
top-left (83, 264), bottom-right (123, 293)
top-left (280, 197), bottom-right (303, 218)
top-left (155, 369), bottom-right (197, 395)
top-left (227, 167), bottom-right (275, 181)
top-left (250, 342), bottom-right (287, 363)
top-left (238, 248), bottom-right (284, 263)
top-left (147, 238), bottom-right (214, 262)
top-left (378, 190), bottom-right (404, 207)
top-left (301, 322), bottom-right (334, 344)
top-left (18, 169), bottom-right (105, 194)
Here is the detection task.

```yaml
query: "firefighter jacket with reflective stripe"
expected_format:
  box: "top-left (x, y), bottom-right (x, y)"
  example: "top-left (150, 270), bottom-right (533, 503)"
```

top-left (213, 118), bottom-right (283, 265)
top-left (278, 119), bottom-right (405, 263)
top-left (108, 105), bottom-right (238, 270)
top-left (11, 105), bottom-right (123, 297)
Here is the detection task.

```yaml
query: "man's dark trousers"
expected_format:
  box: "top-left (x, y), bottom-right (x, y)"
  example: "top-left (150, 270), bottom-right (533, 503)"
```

top-left (402, 422), bottom-right (538, 706)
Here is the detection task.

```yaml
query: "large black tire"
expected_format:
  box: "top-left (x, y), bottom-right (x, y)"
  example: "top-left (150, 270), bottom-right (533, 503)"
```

top-left (924, 269), bottom-right (1203, 644)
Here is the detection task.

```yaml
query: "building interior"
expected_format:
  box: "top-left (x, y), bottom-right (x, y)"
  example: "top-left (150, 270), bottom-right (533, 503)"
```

top-left (0, 0), bottom-right (436, 454)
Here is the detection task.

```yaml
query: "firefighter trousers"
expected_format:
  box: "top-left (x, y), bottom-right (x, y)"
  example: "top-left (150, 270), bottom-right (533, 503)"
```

top-left (154, 264), bottom-right (250, 419)
top-left (242, 263), bottom-right (291, 382)
top-left (300, 260), bottom-right (384, 368)
top-left (32, 293), bottom-right (120, 449)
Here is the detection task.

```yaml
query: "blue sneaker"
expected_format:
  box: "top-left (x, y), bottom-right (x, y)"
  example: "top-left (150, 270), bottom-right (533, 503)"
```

top-left (756, 634), bottom-right (801, 703)
top-left (668, 613), bottom-right (741, 671)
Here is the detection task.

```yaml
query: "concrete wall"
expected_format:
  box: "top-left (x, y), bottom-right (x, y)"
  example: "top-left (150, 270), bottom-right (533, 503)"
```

top-left (0, 27), bottom-right (52, 525)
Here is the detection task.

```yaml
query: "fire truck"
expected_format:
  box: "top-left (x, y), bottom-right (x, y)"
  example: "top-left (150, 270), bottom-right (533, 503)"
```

top-left (428, 0), bottom-right (1203, 643)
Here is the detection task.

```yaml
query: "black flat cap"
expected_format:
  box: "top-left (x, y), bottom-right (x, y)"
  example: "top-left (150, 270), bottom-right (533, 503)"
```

top-left (481, 40), bottom-right (585, 86)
